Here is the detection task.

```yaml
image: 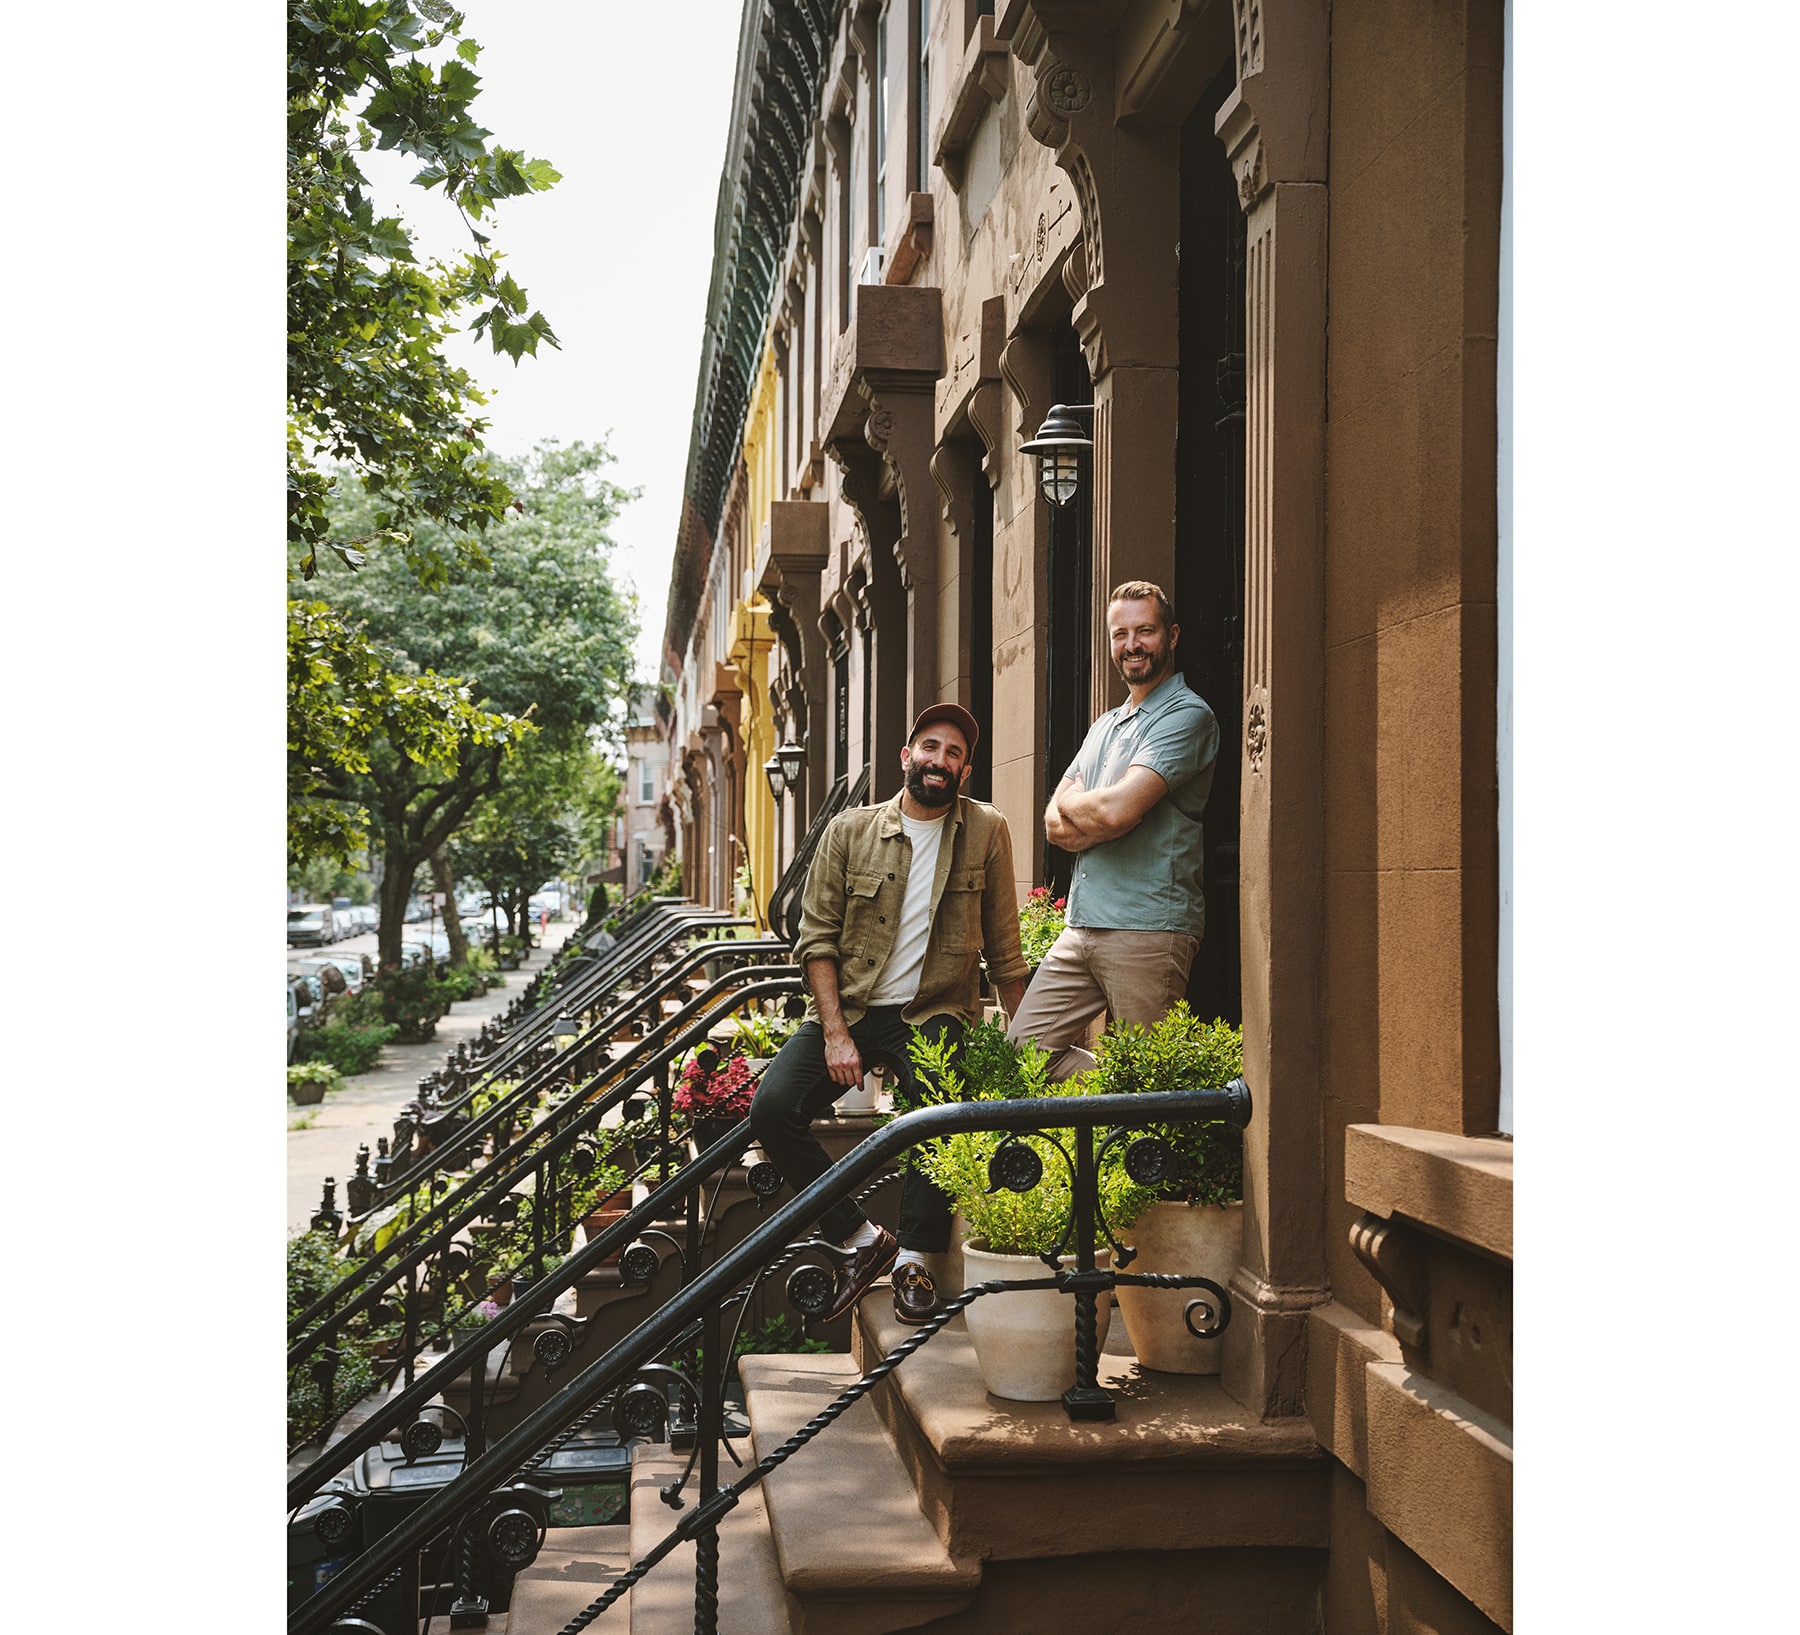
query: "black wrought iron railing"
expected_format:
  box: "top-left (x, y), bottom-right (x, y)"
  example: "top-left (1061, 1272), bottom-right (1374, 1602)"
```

top-left (288, 1080), bottom-right (1253, 1635)
top-left (336, 930), bottom-right (789, 1250)
top-left (766, 767), bottom-right (869, 944)
top-left (286, 963), bottom-right (806, 1452)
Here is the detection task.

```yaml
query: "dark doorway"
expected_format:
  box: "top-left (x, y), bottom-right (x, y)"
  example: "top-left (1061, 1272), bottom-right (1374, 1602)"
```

top-left (1043, 321), bottom-right (1094, 901)
top-left (1175, 61), bottom-right (1246, 1028)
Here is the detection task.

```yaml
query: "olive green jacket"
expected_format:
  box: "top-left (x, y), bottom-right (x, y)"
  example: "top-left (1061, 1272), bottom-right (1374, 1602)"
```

top-left (794, 790), bottom-right (1029, 1028)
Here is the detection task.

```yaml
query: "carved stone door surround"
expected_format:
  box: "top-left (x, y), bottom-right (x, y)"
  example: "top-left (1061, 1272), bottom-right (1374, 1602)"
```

top-left (1004, 0), bottom-right (1333, 1418)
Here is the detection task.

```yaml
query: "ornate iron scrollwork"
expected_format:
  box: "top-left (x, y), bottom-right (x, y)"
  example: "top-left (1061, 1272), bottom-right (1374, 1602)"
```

top-left (400, 1418), bottom-right (443, 1460)
top-left (986, 1137), bottom-right (1044, 1195)
top-left (620, 1241), bottom-right (661, 1285)
top-left (785, 1260), bottom-right (835, 1317)
top-left (746, 1160), bottom-right (784, 1199)
top-left (311, 1495), bottom-right (356, 1547)
top-left (1181, 1278), bottom-right (1232, 1339)
top-left (1122, 1134), bottom-right (1176, 1187)
top-left (533, 1325), bottom-right (574, 1371)
top-left (614, 1382), bottom-right (668, 1442)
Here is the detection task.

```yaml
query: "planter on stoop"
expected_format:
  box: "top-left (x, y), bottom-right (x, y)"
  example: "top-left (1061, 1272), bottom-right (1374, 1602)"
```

top-left (1099, 1004), bottom-right (1245, 1375)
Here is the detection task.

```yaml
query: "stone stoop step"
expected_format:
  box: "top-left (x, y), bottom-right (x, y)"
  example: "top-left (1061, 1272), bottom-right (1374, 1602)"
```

top-left (738, 1354), bottom-right (981, 1635)
top-left (851, 1301), bottom-right (1330, 1562)
top-left (500, 1522), bottom-right (634, 1633)
top-left (625, 1443), bottom-right (793, 1635)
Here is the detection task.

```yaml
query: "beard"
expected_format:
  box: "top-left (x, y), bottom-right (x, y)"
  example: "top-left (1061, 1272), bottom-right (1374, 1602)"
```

top-left (905, 761), bottom-right (957, 807)
top-left (1115, 641), bottom-right (1173, 685)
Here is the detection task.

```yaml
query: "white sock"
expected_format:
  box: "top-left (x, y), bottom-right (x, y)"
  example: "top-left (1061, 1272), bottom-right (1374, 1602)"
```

top-left (893, 1249), bottom-right (927, 1273)
top-left (844, 1221), bottom-right (883, 1250)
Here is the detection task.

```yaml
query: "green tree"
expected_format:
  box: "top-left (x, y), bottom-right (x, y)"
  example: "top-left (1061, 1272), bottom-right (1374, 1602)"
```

top-left (288, 0), bottom-right (560, 581)
top-left (307, 441), bottom-right (638, 964)
top-left (287, 0), bottom-right (563, 897)
top-left (450, 742), bottom-right (624, 946)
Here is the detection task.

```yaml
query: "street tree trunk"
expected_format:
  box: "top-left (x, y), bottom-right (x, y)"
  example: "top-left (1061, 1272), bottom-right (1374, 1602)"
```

top-left (431, 849), bottom-right (470, 966)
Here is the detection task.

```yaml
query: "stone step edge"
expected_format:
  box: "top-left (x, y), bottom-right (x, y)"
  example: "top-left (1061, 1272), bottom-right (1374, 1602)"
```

top-left (627, 1443), bottom-right (792, 1635)
top-left (739, 1353), bottom-right (981, 1605)
top-left (853, 1299), bottom-right (1322, 1473)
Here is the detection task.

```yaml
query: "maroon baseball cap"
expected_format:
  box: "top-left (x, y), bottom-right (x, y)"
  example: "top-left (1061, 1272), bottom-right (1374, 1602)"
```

top-left (908, 702), bottom-right (979, 752)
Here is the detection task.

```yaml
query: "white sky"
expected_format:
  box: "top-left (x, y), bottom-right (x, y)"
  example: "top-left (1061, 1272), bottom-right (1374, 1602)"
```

top-left (358, 0), bottom-right (751, 681)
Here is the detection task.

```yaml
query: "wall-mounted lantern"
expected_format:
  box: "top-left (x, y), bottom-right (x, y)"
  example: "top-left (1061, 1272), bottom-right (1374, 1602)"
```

top-left (763, 754), bottom-right (788, 802)
top-left (1018, 403), bottom-right (1095, 508)
top-left (775, 735), bottom-right (805, 791)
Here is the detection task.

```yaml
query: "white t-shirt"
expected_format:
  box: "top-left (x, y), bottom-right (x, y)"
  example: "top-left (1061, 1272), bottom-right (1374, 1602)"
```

top-left (864, 809), bottom-right (948, 1007)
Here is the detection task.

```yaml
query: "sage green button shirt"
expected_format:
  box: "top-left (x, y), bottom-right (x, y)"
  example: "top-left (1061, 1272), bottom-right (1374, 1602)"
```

top-left (795, 791), bottom-right (1029, 1029)
top-left (1064, 670), bottom-right (1220, 937)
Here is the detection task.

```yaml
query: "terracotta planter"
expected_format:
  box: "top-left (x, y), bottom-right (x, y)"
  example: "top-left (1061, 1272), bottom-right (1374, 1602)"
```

top-left (1114, 1200), bottom-right (1242, 1375)
top-left (961, 1240), bottom-right (1113, 1402)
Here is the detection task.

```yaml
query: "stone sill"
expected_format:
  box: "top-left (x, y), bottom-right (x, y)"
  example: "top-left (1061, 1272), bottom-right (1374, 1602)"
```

top-left (1344, 1123), bottom-right (1511, 1262)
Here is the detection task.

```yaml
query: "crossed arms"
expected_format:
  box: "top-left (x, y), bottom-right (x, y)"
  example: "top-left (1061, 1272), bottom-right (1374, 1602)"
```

top-left (1043, 765), bottom-right (1169, 854)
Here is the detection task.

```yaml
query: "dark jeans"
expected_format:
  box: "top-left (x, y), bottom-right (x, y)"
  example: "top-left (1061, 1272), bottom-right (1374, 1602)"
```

top-left (748, 1007), bottom-right (962, 1251)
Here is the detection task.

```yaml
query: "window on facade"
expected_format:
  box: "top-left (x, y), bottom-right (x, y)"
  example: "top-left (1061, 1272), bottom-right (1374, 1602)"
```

top-left (915, 0), bottom-right (931, 191)
top-left (639, 759), bottom-right (655, 805)
top-left (876, 4), bottom-right (889, 251)
top-left (838, 118), bottom-right (854, 330)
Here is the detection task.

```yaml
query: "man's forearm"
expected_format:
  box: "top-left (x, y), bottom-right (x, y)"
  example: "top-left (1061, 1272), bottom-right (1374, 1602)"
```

top-left (807, 957), bottom-right (864, 1088)
top-left (807, 957), bottom-right (849, 1039)
top-left (1058, 783), bottom-right (1148, 844)
top-left (1045, 790), bottom-right (1100, 853)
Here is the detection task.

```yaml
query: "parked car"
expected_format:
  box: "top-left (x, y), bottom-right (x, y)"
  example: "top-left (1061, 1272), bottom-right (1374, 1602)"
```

top-left (404, 899), bottom-right (428, 923)
top-left (287, 903), bottom-right (336, 946)
top-left (292, 955), bottom-right (363, 997)
top-left (399, 941), bottom-right (433, 971)
top-left (287, 984), bottom-right (301, 1063)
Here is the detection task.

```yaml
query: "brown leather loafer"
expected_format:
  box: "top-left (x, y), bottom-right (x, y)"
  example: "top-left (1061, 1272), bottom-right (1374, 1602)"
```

top-left (820, 1226), bottom-right (898, 1322)
top-left (891, 1263), bottom-right (943, 1325)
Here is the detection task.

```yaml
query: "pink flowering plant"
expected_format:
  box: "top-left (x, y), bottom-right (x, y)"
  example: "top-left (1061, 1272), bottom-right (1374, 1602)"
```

top-left (673, 1050), bottom-right (758, 1120)
top-left (1018, 886), bottom-right (1067, 965)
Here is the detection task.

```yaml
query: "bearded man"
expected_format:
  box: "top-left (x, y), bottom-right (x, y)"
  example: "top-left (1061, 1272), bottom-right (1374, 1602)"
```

top-left (749, 703), bottom-right (1029, 1326)
top-left (1005, 580), bottom-right (1221, 1078)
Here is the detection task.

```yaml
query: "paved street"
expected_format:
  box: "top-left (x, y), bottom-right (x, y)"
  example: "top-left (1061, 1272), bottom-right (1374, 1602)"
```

top-left (287, 919), bottom-right (577, 1235)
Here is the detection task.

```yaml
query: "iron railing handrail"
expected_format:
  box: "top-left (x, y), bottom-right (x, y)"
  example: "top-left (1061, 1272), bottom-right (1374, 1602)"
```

top-left (286, 948), bottom-right (794, 1345)
top-left (284, 1110), bottom-right (771, 1510)
top-left (287, 1082), bottom-right (1252, 1633)
top-left (457, 904), bottom-right (741, 1077)
top-left (766, 768), bottom-right (868, 943)
top-left (285, 970), bottom-right (805, 1374)
top-left (347, 935), bottom-right (793, 1231)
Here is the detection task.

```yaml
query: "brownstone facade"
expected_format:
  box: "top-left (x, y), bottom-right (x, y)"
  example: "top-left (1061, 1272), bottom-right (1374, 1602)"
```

top-left (664, 2), bottom-right (1512, 1628)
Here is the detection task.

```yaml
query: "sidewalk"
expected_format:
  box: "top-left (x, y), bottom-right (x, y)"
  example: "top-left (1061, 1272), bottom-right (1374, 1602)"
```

top-left (286, 923), bottom-right (578, 1234)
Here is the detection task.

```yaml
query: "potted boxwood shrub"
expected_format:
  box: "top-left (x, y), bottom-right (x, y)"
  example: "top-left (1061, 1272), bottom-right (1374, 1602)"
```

top-left (1093, 1003), bottom-right (1244, 1375)
top-left (910, 1028), bottom-right (1154, 1401)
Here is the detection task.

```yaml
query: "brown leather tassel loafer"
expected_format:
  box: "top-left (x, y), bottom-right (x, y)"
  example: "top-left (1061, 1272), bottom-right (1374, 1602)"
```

top-left (820, 1226), bottom-right (899, 1322)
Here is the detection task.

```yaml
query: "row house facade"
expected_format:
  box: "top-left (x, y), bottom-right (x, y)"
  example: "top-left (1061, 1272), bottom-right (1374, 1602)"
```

top-left (661, 1), bottom-right (1511, 1630)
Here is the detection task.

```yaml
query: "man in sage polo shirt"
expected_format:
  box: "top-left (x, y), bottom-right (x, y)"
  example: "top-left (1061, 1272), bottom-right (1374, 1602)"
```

top-left (1006, 580), bottom-right (1220, 1078)
top-left (749, 703), bottom-right (1030, 1326)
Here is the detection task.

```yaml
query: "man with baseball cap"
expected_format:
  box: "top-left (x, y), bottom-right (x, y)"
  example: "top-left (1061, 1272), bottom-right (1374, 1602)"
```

top-left (749, 702), bottom-right (1030, 1326)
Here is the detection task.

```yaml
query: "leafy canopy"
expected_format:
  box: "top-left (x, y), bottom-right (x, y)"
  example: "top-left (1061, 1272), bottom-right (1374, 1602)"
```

top-left (288, 0), bottom-right (562, 583)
